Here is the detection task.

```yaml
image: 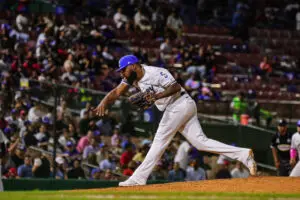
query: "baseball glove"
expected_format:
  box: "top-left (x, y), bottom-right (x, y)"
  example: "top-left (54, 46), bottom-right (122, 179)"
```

top-left (128, 88), bottom-right (156, 110)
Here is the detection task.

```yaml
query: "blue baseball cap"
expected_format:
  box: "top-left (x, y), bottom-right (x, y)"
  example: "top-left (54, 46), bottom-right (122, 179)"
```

top-left (66, 141), bottom-right (74, 147)
top-left (117, 55), bottom-right (139, 72)
top-left (93, 130), bottom-right (101, 136)
top-left (297, 120), bottom-right (300, 127)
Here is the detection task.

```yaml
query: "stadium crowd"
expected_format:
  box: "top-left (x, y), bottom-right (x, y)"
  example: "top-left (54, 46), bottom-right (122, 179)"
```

top-left (0, 0), bottom-right (300, 181)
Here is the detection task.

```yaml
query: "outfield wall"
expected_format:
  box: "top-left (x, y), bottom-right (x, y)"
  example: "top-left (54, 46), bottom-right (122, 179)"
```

top-left (2, 179), bottom-right (168, 191)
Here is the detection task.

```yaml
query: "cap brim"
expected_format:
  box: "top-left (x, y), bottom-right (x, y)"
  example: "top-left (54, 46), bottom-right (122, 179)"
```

top-left (116, 66), bottom-right (126, 72)
top-left (116, 62), bottom-right (138, 72)
top-left (278, 124), bottom-right (287, 126)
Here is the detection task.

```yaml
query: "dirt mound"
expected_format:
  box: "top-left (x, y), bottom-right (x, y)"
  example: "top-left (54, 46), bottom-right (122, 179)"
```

top-left (96, 177), bottom-right (300, 194)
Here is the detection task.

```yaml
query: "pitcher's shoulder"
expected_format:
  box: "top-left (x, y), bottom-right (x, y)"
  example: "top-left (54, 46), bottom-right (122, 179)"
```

top-left (142, 65), bottom-right (165, 74)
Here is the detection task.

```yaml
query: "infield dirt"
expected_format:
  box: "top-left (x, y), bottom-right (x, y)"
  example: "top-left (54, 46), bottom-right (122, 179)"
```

top-left (94, 177), bottom-right (300, 194)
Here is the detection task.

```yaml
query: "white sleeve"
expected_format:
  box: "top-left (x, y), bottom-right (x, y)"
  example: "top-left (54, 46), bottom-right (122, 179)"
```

top-left (0, 130), bottom-right (8, 144)
top-left (34, 158), bottom-right (42, 167)
top-left (291, 134), bottom-right (296, 149)
top-left (158, 68), bottom-right (176, 88)
top-left (184, 142), bottom-right (190, 153)
top-left (0, 130), bottom-right (4, 143)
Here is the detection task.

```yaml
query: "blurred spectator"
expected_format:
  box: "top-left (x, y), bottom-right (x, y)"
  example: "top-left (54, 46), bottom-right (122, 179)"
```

top-left (58, 128), bottom-right (76, 148)
top-left (134, 7), bottom-right (151, 31)
top-left (168, 162), bottom-right (185, 182)
top-left (77, 130), bottom-right (93, 153)
top-left (55, 157), bottom-right (67, 179)
top-left (113, 8), bottom-right (129, 29)
top-left (174, 140), bottom-right (191, 170)
top-left (230, 92), bottom-right (247, 123)
top-left (99, 154), bottom-right (116, 171)
top-left (90, 168), bottom-right (102, 180)
top-left (111, 127), bottom-right (121, 147)
top-left (184, 72), bottom-right (202, 97)
top-left (10, 146), bottom-right (25, 168)
top-left (152, 7), bottom-right (165, 34)
top-left (230, 161), bottom-right (249, 178)
top-left (80, 102), bottom-right (92, 119)
top-left (63, 141), bottom-right (81, 165)
top-left (4, 168), bottom-right (18, 179)
top-left (132, 145), bottom-right (148, 164)
top-left (259, 56), bottom-right (272, 81)
top-left (17, 155), bottom-right (32, 178)
top-left (28, 104), bottom-right (43, 123)
top-left (67, 159), bottom-right (85, 179)
top-left (123, 161), bottom-right (136, 176)
top-left (34, 124), bottom-right (49, 150)
top-left (149, 161), bottom-right (167, 180)
top-left (16, 12), bottom-right (29, 32)
top-left (160, 38), bottom-right (172, 62)
top-left (120, 143), bottom-right (134, 167)
top-left (185, 160), bottom-right (206, 181)
top-left (82, 138), bottom-right (100, 162)
top-left (166, 10), bottom-right (183, 39)
top-left (104, 169), bottom-right (118, 180)
top-left (32, 153), bottom-right (51, 178)
top-left (215, 160), bottom-right (231, 179)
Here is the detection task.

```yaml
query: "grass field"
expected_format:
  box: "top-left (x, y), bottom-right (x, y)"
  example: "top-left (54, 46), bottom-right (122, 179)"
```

top-left (1, 191), bottom-right (300, 200)
top-left (2, 177), bottom-right (300, 200)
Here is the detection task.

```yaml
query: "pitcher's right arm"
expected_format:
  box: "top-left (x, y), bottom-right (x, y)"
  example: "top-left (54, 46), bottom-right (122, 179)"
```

top-left (94, 82), bottom-right (129, 116)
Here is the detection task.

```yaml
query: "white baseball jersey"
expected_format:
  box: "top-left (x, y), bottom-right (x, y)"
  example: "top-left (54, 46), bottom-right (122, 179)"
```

top-left (291, 132), bottom-right (300, 158)
top-left (290, 132), bottom-right (300, 177)
top-left (123, 64), bottom-right (185, 111)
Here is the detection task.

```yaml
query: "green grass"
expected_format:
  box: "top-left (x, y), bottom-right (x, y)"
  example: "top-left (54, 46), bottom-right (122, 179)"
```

top-left (1, 191), bottom-right (300, 200)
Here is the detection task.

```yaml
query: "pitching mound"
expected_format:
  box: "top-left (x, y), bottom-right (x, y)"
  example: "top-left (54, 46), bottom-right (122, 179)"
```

top-left (96, 177), bottom-right (300, 194)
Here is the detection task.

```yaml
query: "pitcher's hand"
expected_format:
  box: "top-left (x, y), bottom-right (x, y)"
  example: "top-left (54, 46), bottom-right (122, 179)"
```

top-left (290, 159), bottom-right (296, 168)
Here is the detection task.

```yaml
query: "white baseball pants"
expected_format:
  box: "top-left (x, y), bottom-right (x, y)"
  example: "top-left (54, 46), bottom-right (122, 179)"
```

top-left (130, 94), bottom-right (251, 184)
top-left (290, 161), bottom-right (300, 177)
top-left (0, 164), bottom-right (3, 192)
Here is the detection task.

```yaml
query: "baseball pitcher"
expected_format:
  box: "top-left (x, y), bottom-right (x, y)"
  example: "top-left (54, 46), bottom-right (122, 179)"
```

top-left (94, 55), bottom-right (257, 186)
top-left (290, 120), bottom-right (300, 177)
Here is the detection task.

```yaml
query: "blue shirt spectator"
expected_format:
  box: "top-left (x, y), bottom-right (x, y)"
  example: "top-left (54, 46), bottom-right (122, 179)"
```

top-left (17, 156), bottom-right (33, 178)
top-left (168, 162), bottom-right (185, 182)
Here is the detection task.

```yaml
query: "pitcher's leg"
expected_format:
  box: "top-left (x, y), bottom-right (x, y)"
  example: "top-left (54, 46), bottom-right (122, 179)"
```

top-left (119, 102), bottom-right (194, 186)
top-left (290, 161), bottom-right (300, 177)
top-left (180, 114), bottom-right (257, 175)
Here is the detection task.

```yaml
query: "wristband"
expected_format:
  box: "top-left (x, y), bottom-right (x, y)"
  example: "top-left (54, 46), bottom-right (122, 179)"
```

top-left (290, 148), bottom-right (297, 159)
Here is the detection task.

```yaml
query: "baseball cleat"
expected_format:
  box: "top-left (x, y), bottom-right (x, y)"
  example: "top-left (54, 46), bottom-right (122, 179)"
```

top-left (119, 178), bottom-right (145, 187)
top-left (247, 149), bottom-right (257, 176)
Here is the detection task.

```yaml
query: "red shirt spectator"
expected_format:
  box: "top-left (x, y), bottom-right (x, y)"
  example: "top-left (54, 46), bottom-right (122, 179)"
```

top-left (120, 145), bottom-right (134, 167)
top-left (123, 168), bottom-right (134, 176)
top-left (122, 161), bottom-right (136, 176)
top-left (260, 56), bottom-right (272, 73)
